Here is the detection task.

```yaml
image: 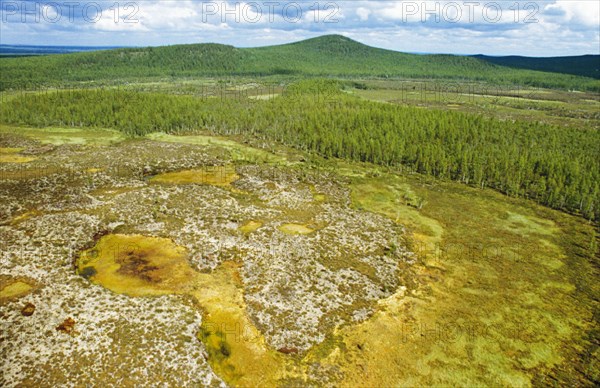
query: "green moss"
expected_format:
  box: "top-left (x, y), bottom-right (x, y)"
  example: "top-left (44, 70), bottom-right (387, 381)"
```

top-left (328, 161), bottom-right (599, 386)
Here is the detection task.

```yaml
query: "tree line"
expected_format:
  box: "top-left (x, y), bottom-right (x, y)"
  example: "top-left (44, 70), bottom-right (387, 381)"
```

top-left (2, 80), bottom-right (598, 220)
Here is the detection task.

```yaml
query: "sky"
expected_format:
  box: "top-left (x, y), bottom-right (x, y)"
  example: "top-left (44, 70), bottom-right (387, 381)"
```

top-left (0, 1), bottom-right (599, 56)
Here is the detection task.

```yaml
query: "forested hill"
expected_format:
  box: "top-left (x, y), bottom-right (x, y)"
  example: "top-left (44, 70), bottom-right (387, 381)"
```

top-left (474, 54), bottom-right (600, 80)
top-left (1, 35), bottom-right (598, 91)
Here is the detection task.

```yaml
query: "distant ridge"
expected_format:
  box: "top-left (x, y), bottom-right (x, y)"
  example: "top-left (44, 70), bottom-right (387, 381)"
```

top-left (0, 44), bottom-right (123, 57)
top-left (1, 35), bottom-right (598, 90)
top-left (474, 54), bottom-right (600, 80)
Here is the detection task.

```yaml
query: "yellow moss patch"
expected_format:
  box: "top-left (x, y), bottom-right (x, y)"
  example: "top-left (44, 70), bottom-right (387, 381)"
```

top-left (0, 281), bottom-right (32, 298)
top-left (279, 223), bottom-right (314, 235)
top-left (0, 279), bottom-right (35, 303)
top-left (10, 210), bottom-right (44, 225)
top-left (0, 147), bottom-right (36, 163)
top-left (313, 194), bottom-right (326, 202)
top-left (309, 185), bottom-right (326, 203)
top-left (0, 147), bottom-right (24, 154)
top-left (305, 287), bottom-right (416, 387)
top-left (77, 234), bottom-right (291, 386)
top-left (77, 234), bottom-right (195, 297)
top-left (239, 220), bottom-right (263, 234)
top-left (193, 262), bottom-right (287, 386)
top-left (0, 154), bottom-right (36, 163)
top-left (150, 166), bottom-right (239, 187)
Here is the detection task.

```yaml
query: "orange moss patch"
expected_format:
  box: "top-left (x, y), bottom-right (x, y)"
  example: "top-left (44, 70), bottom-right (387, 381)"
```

top-left (150, 165), bottom-right (239, 187)
top-left (56, 317), bottom-right (77, 335)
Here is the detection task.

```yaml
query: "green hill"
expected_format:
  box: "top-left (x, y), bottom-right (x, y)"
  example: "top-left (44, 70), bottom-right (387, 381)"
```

top-left (1, 35), bottom-right (598, 90)
top-left (474, 54), bottom-right (600, 79)
top-left (247, 35), bottom-right (499, 77)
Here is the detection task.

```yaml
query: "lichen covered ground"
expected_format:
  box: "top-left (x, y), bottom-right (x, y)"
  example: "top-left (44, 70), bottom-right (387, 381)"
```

top-left (0, 126), bottom-right (413, 386)
top-left (1, 125), bottom-right (597, 386)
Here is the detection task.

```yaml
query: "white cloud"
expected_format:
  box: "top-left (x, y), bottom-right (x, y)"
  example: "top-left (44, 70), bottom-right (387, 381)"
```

top-left (545, 0), bottom-right (600, 27)
top-left (356, 7), bottom-right (371, 22)
top-left (93, 2), bottom-right (148, 32)
top-left (1, 1), bottom-right (598, 55)
top-left (136, 1), bottom-right (199, 30)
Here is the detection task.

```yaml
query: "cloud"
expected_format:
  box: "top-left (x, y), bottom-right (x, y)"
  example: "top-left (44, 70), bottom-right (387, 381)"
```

top-left (356, 7), bottom-right (371, 22)
top-left (0, 1), bottom-right (598, 56)
top-left (544, 0), bottom-right (600, 28)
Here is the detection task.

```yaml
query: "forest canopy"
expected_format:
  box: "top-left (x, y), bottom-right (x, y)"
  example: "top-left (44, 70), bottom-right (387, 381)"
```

top-left (2, 79), bottom-right (598, 220)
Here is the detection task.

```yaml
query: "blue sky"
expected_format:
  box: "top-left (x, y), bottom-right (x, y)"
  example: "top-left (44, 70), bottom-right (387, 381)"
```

top-left (1, 1), bottom-right (599, 56)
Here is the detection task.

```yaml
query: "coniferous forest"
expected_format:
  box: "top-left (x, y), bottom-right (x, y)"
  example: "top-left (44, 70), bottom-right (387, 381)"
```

top-left (2, 80), bottom-right (598, 220)
top-left (1, 35), bottom-right (599, 92)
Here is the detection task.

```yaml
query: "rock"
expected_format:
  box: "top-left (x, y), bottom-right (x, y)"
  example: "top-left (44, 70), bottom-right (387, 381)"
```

top-left (277, 347), bottom-right (299, 355)
top-left (56, 317), bottom-right (76, 334)
top-left (21, 302), bottom-right (35, 316)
